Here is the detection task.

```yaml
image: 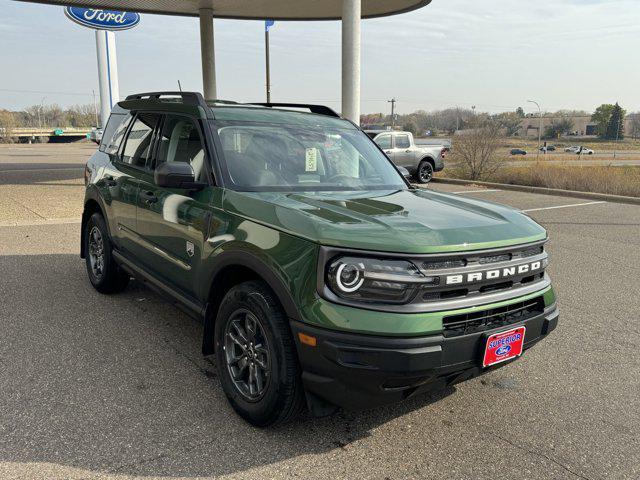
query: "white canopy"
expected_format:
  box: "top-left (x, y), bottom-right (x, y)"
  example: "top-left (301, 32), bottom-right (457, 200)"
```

top-left (18, 0), bottom-right (431, 19)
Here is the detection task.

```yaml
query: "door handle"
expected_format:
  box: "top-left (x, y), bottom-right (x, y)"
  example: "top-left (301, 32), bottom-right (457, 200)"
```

top-left (384, 150), bottom-right (393, 154)
top-left (103, 175), bottom-right (117, 187)
top-left (140, 191), bottom-right (158, 204)
top-left (405, 149), bottom-right (412, 153)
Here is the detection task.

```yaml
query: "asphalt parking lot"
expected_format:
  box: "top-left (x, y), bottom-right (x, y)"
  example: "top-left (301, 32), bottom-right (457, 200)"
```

top-left (1, 143), bottom-right (639, 479)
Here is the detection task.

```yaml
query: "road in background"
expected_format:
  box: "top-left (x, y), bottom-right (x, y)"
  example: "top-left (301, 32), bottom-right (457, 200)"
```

top-left (1, 143), bottom-right (639, 479)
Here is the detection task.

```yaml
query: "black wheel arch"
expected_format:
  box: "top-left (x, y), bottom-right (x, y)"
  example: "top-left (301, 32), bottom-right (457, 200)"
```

top-left (201, 251), bottom-right (302, 356)
top-left (419, 156), bottom-right (435, 168)
top-left (81, 190), bottom-right (111, 259)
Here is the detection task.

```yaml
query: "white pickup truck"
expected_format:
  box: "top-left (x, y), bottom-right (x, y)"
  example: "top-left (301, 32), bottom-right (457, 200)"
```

top-left (365, 130), bottom-right (446, 183)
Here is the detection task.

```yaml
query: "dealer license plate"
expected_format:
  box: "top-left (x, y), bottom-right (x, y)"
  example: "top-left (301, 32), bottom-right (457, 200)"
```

top-left (483, 326), bottom-right (526, 367)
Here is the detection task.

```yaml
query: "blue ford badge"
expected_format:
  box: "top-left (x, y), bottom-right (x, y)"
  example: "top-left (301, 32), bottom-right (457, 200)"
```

top-left (64, 7), bottom-right (140, 31)
top-left (496, 345), bottom-right (511, 356)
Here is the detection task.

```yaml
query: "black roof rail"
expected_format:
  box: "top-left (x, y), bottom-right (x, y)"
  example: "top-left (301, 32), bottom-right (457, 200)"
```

top-left (207, 99), bottom-right (242, 105)
top-left (124, 91), bottom-right (208, 108)
top-left (249, 102), bottom-right (341, 118)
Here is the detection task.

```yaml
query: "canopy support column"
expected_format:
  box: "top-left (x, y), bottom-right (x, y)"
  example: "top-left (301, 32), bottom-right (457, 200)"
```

top-left (199, 8), bottom-right (217, 101)
top-left (341, 0), bottom-right (361, 124)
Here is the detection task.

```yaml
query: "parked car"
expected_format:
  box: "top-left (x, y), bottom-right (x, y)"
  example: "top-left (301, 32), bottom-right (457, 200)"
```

top-left (539, 145), bottom-right (556, 152)
top-left (564, 146), bottom-right (580, 153)
top-left (89, 127), bottom-right (103, 144)
top-left (367, 130), bottom-right (446, 183)
top-left (510, 148), bottom-right (527, 155)
top-left (82, 92), bottom-right (558, 427)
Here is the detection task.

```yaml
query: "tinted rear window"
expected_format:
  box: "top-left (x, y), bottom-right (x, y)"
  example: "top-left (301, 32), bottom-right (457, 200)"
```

top-left (99, 112), bottom-right (132, 155)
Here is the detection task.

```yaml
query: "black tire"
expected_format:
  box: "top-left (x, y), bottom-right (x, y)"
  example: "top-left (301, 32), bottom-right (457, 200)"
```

top-left (215, 281), bottom-right (304, 427)
top-left (84, 212), bottom-right (130, 294)
top-left (415, 159), bottom-right (434, 184)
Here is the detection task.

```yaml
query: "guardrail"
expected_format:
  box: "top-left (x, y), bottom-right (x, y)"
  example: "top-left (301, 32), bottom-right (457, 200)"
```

top-left (8, 127), bottom-right (93, 137)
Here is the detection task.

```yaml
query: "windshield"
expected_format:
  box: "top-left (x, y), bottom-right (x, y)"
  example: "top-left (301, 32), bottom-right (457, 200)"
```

top-left (213, 117), bottom-right (406, 192)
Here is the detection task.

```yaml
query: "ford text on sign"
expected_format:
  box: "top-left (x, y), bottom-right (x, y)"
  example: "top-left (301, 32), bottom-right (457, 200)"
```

top-left (64, 7), bottom-right (140, 31)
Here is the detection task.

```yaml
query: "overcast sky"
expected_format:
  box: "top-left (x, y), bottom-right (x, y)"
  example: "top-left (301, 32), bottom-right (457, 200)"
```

top-left (1, 0), bottom-right (639, 115)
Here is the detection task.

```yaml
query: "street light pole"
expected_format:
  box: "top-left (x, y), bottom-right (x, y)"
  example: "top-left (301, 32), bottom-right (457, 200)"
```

top-left (265, 24), bottom-right (271, 103)
top-left (527, 99), bottom-right (542, 161)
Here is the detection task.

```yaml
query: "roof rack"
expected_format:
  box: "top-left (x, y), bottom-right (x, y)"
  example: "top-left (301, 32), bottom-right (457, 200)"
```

top-left (124, 91), bottom-right (209, 108)
top-left (249, 102), bottom-right (341, 118)
top-left (121, 93), bottom-right (342, 120)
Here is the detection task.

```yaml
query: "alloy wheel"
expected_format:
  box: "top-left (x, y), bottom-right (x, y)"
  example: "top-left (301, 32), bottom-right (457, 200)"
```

top-left (224, 309), bottom-right (271, 401)
top-left (419, 163), bottom-right (433, 182)
top-left (87, 226), bottom-right (105, 280)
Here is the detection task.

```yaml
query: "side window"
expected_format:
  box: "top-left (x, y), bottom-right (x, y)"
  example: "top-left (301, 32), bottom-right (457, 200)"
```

top-left (375, 135), bottom-right (391, 149)
top-left (395, 135), bottom-right (410, 149)
top-left (155, 115), bottom-right (206, 181)
top-left (100, 112), bottom-right (132, 155)
top-left (121, 113), bottom-right (159, 168)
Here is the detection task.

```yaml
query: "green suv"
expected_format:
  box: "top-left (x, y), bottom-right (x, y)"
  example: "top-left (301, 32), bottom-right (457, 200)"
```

top-left (82, 92), bottom-right (558, 427)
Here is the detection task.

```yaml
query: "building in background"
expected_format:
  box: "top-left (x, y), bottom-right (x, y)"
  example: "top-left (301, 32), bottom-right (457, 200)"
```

top-left (518, 114), bottom-right (635, 138)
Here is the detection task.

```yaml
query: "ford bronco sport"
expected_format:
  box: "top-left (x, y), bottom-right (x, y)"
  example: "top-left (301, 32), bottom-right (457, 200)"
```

top-left (82, 92), bottom-right (558, 427)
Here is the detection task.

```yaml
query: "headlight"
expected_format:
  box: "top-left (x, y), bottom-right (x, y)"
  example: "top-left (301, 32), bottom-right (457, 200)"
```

top-left (326, 256), bottom-right (438, 304)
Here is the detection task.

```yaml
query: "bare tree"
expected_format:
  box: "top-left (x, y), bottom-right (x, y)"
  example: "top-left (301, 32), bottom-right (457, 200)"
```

top-left (451, 118), bottom-right (502, 180)
top-left (493, 111), bottom-right (522, 136)
top-left (0, 110), bottom-right (17, 143)
top-left (544, 117), bottom-right (574, 139)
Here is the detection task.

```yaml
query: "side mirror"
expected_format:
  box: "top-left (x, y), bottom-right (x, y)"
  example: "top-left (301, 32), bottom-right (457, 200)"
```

top-left (154, 162), bottom-right (205, 190)
top-left (397, 166), bottom-right (412, 181)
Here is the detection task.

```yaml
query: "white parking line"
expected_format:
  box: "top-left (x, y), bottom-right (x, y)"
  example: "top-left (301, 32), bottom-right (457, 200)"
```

top-left (0, 167), bottom-right (83, 173)
top-left (0, 218), bottom-right (81, 227)
top-left (452, 189), bottom-right (501, 194)
top-left (522, 201), bottom-right (607, 213)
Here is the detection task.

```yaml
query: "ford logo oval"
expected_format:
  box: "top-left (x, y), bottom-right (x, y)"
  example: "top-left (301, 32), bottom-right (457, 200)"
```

top-left (64, 7), bottom-right (140, 31)
top-left (496, 345), bottom-right (511, 356)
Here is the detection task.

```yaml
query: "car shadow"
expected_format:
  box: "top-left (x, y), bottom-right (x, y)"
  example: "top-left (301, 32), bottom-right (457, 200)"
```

top-left (0, 253), bottom-right (456, 478)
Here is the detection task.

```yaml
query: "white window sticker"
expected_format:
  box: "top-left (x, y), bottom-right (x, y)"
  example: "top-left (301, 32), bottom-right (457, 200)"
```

top-left (305, 148), bottom-right (318, 172)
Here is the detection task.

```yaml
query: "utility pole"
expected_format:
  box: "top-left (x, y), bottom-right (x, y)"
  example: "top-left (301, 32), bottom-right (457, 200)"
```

top-left (265, 20), bottom-right (274, 103)
top-left (527, 99), bottom-right (542, 162)
top-left (388, 98), bottom-right (396, 127)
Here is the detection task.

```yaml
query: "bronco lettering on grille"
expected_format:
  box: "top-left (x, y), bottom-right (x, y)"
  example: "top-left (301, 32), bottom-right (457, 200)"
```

top-left (445, 261), bottom-right (542, 285)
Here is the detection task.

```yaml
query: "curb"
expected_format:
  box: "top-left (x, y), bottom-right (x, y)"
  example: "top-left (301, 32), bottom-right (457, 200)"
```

top-left (431, 177), bottom-right (640, 206)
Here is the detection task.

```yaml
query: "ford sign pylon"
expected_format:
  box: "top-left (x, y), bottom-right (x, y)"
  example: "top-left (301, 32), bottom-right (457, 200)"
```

top-left (64, 7), bottom-right (140, 127)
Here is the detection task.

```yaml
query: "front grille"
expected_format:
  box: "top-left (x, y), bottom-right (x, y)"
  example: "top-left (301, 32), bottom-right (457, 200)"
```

top-left (319, 240), bottom-right (551, 315)
top-left (442, 296), bottom-right (545, 338)
top-left (415, 241), bottom-right (548, 304)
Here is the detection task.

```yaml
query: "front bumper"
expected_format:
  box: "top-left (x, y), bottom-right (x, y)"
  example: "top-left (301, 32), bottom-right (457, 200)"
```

top-left (292, 304), bottom-right (558, 411)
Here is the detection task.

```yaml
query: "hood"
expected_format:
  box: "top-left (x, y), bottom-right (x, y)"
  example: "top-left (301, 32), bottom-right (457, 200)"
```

top-left (223, 188), bottom-right (546, 254)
